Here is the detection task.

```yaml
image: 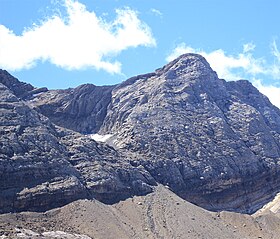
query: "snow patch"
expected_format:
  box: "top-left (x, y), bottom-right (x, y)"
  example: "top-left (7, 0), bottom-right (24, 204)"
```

top-left (89, 134), bottom-right (113, 143)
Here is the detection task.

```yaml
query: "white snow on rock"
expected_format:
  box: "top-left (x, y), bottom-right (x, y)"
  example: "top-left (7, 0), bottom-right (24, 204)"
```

top-left (89, 134), bottom-right (113, 143)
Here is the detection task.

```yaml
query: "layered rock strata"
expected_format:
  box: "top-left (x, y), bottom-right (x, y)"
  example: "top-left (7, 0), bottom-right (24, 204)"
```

top-left (1, 54), bottom-right (280, 213)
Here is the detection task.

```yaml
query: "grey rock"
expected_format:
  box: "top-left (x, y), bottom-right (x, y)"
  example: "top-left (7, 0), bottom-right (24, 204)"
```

top-left (0, 75), bottom-right (155, 213)
top-left (0, 70), bottom-right (34, 99)
top-left (1, 53), bottom-right (280, 214)
top-left (29, 84), bottom-right (114, 134)
top-left (100, 54), bottom-right (280, 213)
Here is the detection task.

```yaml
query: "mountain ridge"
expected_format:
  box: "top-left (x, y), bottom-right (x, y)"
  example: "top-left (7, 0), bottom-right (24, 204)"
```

top-left (1, 53), bottom-right (280, 214)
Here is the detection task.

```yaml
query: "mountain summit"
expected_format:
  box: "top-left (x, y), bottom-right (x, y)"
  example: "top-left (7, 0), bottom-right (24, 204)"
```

top-left (157, 53), bottom-right (215, 79)
top-left (99, 54), bottom-right (280, 213)
top-left (1, 54), bottom-right (280, 214)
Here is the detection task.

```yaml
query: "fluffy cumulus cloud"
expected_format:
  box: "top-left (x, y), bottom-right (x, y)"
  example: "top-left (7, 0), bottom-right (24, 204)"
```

top-left (166, 42), bottom-right (267, 80)
top-left (0, 0), bottom-right (156, 73)
top-left (166, 41), bottom-right (280, 109)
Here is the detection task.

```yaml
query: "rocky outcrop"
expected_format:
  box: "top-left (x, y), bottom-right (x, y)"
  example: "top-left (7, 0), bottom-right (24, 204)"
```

top-left (28, 84), bottom-right (114, 134)
top-left (0, 70), bottom-right (48, 100)
top-left (99, 54), bottom-right (280, 213)
top-left (0, 74), bottom-right (155, 213)
top-left (0, 69), bottom-right (113, 134)
top-left (1, 54), bottom-right (280, 214)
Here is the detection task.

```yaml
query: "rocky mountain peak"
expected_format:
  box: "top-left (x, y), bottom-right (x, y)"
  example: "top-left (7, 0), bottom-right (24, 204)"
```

top-left (156, 53), bottom-right (216, 80)
top-left (1, 54), bottom-right (280, 215)
top-left (98, 54), bottom-right (280, 213)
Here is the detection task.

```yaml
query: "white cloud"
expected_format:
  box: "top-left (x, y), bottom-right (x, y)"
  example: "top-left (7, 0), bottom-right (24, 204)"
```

top-left (253, 80), bottom-right (280, 109)
top-left (270, 39), bottom-right (280, 79)
top-left (166, 44), bottom-right (196, 63)
top-left (166, 42), bottom-right (266, 80)
top-left (271, 39), bottom-right (280, 59)
top-left (150, 8), bottom-right (163, 17)
top-left (166, 42), bottom-right (280, 109)
top-left (0, 0), bottom-right (156, 73)
top-left (243, 42), bottom-right (256, 53)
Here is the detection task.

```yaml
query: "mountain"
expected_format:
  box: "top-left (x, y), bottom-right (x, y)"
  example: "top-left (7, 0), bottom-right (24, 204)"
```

top-left (1, 53), bottom-right (280, 216)
top-left (100, 54), bottom-right (280, 213)
top-left (0, 70), bottom-right (155, 213)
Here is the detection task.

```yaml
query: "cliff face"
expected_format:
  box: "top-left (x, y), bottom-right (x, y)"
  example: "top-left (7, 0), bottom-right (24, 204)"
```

top-left (28, 84), bottom-right (114, 134)
top-left (1, 54), bottom-right (280, 214)
top-left (0, 72), bottom-right (155, 213)
top-left (99, 54), bottom-right (280, 213)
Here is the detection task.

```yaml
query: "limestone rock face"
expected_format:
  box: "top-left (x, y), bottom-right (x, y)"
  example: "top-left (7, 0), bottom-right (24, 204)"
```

top-left (0, 73), bottom-right (155, 213)
top-left (100, 54), bottom-right (280, 213)
top-left (1, 54), bottom-right (280, 214)
top-left (28, 84), bottom-right (114, 134)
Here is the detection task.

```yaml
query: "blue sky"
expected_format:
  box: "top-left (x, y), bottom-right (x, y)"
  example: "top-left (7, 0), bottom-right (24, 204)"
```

top-left (0, 0), bottom-right (280, 107)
